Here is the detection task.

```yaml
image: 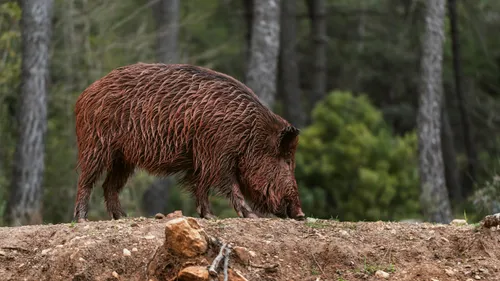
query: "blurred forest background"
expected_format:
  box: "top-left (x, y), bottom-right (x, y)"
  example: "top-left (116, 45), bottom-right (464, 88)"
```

top-left (1, 0), bottom-right (500, 226)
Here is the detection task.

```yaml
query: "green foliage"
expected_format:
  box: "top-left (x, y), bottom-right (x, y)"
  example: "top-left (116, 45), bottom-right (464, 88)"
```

top-left (295, 91), bottom-right (421, 221)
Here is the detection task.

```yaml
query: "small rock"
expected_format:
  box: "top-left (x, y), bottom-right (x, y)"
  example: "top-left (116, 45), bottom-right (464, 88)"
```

top-left (55, 245), bottom-right (63, 248)
top-left (41, 249), bottom-right (51, 255)
top-left (466, 279), bottom-right (474, 281)
top-left (130, 222), bottom-right (139, 227)
top-left (155, 213), bottom-right (165, 219)
top-left (475, 275), bottom-right (481, 280)
top-left (0, 250), bottom-right (6, 256)
top-left (479, 268), bottom-right (489, 274)
top-left (450, 219), bottom-right (467, 226)
top-left (132, 247), bottom-right (138, 252)
top-left (112, 271), bottom-right (119, 278)
top-left (78, 257), bottom-right (86, 262)
top-left (445, 268), bottom-right (455, 276)
top-left (177, 266), bottom-right (209, 281)
top-left (233, 246), bottom-right (252, 265)
top-left (123, 248), bottom-right (131, 257)
top-left (375, 270), bottom-right (389, 279)
top-left (339, 230), bottom-right (349, 236)
top-left (164, 217), bottom-right (208, 257)
top-left (144, 235), bottom-right (156, 240)
top-left (166, 210), bottom-right (183, 219)
top-left (431, 279), bottom-right (440, 281)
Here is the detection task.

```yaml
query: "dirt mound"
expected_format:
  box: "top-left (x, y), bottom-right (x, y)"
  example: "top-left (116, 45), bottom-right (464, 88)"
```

top-left (0, 213), bottom-right (499, 281)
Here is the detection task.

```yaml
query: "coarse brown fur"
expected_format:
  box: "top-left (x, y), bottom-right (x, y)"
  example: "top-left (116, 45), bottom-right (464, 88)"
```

top-left (73, 63), bottom-right (305, 222)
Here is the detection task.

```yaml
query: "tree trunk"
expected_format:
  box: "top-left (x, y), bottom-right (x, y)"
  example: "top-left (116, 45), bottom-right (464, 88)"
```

top-left (447, 0), bottom-right (477, 197)
top-left (417, 0), bottom-right (452, 224)
top-left (245, 0), bottom-right (281, 109)
top-left (441, 100), bottom-right (462, 205)
top-left (278, 0), bottom-right (305, 128)
top-left (243, 0), bottom-right (254, 62)
top-left (154, 0), bottom-right (180, 64)
top-left (306, 0), bottom-right (327, 111)
top-left (6, 0), bottom-right (54, 226)
top-left (143, 0), bottom-right (181, 216)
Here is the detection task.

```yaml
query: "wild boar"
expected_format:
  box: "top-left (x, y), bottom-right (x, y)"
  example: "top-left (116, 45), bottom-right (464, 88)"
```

top-left (73, 63), bottom-right (305, 222)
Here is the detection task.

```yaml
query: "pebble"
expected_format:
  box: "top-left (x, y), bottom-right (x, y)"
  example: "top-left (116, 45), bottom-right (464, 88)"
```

top-left (41, 249), bottom-right (50, 255)
top-left (445, 268), bottom-right (455, 276)
top-left (112, 271), bottom-right (119, 278)
top-left (450, 219), bottom-right (467, 226)
top-left (123, 248), bottom-right (131, 257)
top-left (132, 247), bottom-right (138, 252)
top-left (154, 213), bottom-right (165, 219)
top-left (375, 270), bottom-right (389, 279)
top-left (144, 235), bottom-right (156, 240)
top-left (475, 275), bottom-right (481, 280)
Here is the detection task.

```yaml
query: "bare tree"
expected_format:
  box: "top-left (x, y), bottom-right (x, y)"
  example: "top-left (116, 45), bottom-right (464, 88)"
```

top-left (154, 0), bottom-right (180, 63)
top-left (6, 0), bottom-right (54, 226)
top-left (278, 0), bottom-right (305, 128)
top-left (245, 0), bottom-right (281, 108)
top-left (417, 0), bottom-right (452, 224)
top-left (306, 0), bottom-right (327, 111)
top-left (448, 0), bottom-right (477, 197)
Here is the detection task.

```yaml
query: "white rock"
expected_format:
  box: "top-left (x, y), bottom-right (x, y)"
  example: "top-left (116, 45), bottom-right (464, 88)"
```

top-left (123, 248), bottom-right (131, 257)
top-left (450, 219), bottom-right (467, 226)
top-left (375, 270), bottom-right (389, 279)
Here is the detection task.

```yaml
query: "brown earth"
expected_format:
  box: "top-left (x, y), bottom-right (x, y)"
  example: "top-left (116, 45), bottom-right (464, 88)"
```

top-left (0, 213), bottom-right (499, 281)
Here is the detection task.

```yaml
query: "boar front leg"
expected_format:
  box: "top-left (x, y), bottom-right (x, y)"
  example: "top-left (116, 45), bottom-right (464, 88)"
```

top-left (230, 182), bottom-right (258, 218)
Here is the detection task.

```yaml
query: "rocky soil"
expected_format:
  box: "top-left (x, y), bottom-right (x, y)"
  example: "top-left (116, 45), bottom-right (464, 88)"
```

top-left (0, 212), bottom-right (499, 281)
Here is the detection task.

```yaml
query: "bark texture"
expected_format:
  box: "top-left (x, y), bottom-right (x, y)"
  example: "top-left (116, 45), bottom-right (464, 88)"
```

top-left (278, 0), bottom-right (304, 128)
top-left (245, 0), bottom-right (281, 108)
top-left (417, 0), bottom-right (452, 224)
top-left (307, 0), bottom-right (327, 110)
top-left (154, 0), bottom-right (180, 64)
top-left (6, 0), bottom-right (54, 226)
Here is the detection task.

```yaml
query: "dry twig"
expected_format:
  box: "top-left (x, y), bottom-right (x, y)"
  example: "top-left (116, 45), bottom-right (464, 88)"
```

top-left (312, 253), bottom-right (326, 276)
top-left (209, 243), bottom-right (227, 276)
top-left (223, 246), bottom-right (232, 281)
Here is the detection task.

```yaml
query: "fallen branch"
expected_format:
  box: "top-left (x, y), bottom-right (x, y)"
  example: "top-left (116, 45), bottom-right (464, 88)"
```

top-left (209, 242), bottom-right (228, 277)
top-left (223, 246), bottom-right (232, 281)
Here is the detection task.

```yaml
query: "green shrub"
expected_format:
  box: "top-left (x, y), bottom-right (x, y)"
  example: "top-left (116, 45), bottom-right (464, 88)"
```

top-left (295, 91), bottom-right (421, 221)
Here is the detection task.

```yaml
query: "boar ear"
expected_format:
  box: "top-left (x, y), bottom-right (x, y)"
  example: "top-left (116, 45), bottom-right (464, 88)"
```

top-left (277, 126), bottom-right (300, 155)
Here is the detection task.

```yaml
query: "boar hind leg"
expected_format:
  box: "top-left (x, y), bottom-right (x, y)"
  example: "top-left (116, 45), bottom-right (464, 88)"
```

top-left (74, 162), bottom-right (104, 223)
top-left (102, 157), bottom-right (135, 220)
top-left (230, 182), bottom-right (258, 219)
